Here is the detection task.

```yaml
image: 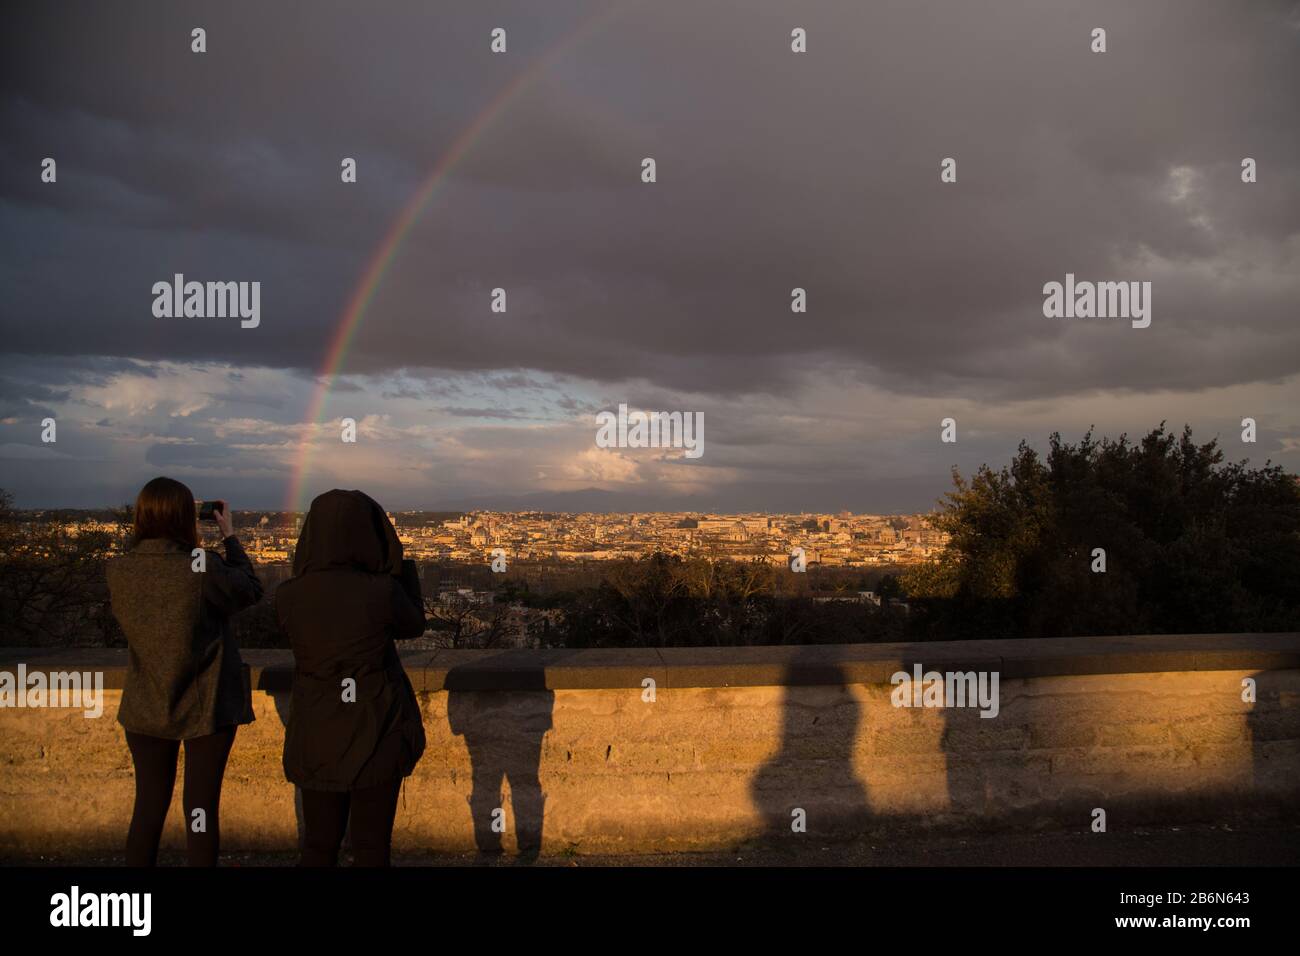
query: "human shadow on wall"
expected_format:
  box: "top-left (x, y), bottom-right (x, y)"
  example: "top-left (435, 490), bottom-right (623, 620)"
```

top-left (749, 644), bottom-right (872, 844)
top-left (446, 656), bottom-right (554, 863)
top-left (1245, 668), bottom-right (1297, 826)
top-left (938, 666), bottom-right (1297, 842)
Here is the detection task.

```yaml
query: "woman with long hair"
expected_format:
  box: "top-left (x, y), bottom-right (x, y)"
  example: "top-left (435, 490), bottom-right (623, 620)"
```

top-left (276, 489), bottom-right (427, 866)
top-left (105, 476), bottom-right (262, 866)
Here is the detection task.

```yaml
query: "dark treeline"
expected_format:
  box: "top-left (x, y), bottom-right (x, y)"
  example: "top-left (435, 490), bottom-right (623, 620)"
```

top-left (0, 490), bottom-right (124, 646)
top-left (900, 424), bottom-right (1300, 640)
top-left (494, 557), bottom-right (911, 648)
top-left (2, 424), bottom-right (1297, 648)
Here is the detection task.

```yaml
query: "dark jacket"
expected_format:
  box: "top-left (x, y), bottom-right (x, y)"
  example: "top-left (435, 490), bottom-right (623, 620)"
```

top-left (276, 490), bottom-right (427, 792)
top-left (106, 536), bottom-right (263, 739)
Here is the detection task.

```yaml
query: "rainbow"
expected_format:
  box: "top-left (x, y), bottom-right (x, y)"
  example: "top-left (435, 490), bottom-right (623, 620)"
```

top-left (287, 2), bottom-right (635, 513)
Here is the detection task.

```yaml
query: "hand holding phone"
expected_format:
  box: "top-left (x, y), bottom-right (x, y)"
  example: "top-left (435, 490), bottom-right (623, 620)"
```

top-left (198, 499), bottom-right (233, 538)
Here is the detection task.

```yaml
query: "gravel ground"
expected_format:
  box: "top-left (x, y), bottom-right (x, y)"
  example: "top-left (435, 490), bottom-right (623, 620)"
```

top-left (8, 823), bottom-right (1298, 867)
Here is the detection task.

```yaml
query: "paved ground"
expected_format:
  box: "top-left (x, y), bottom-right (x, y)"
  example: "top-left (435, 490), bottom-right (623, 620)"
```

top-left (8, 823), bottom-right (1298, 866)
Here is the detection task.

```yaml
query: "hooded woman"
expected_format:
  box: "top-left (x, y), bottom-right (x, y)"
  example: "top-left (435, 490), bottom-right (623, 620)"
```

top-left (276, 489), bottom-right (427, 866)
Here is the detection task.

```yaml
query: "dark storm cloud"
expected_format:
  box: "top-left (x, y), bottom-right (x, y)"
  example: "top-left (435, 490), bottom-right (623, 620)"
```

top-left (0, 0), bottom-right (1297, 525)
top-left (144, 441), bottom-right (229, 467)
top-left (440, 406), bottom-right (536, 419)
top-left (3, 0), bottom-right (1298, 401)
top-left (0, 355), bottom-right (146, 419)
top-left (0, 377), bottom-right (69, 405)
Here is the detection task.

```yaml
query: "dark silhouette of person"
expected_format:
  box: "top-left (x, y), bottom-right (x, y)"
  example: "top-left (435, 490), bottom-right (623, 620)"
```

top-left (276, 489), bottom-right (427, 866)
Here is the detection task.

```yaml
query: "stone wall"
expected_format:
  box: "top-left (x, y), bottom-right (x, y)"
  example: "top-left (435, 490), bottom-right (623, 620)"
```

top-left (2, 633), bottom-right (1297, 857)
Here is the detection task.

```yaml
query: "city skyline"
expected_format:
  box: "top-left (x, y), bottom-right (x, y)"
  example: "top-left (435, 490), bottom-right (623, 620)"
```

top-left (10, 506), bottom-right (950, 569)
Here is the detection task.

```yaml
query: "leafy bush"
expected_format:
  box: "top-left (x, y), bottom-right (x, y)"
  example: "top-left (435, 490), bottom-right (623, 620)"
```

top-left (900, 424), bottom-right (1300, 640)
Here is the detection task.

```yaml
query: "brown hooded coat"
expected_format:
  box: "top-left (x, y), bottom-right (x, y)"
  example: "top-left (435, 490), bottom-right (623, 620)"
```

top-left (276, 490), bottom-right (427, 791)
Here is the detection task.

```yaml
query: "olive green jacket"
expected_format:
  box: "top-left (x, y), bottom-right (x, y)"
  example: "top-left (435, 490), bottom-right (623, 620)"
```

top-left (106, 536), bottom-right (262, 739)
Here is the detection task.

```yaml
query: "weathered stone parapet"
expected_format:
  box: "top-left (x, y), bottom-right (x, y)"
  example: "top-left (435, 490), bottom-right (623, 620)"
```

top-left (1, 633), bottom-right (1297, 858)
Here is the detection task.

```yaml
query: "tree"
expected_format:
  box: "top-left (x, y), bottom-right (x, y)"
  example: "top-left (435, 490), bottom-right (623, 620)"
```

top-left (877, 573), bottom-right (903, 603)
top-left (901, 425), bottom-right (1300, 639)
top-left (0, 489), bottom-right (130, 646)
top-left (426, 590), bottom-right (515, 649)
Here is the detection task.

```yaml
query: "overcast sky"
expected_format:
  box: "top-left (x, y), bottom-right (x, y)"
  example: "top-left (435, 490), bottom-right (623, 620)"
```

top-left (2, 0), bottom-right (1298, 512)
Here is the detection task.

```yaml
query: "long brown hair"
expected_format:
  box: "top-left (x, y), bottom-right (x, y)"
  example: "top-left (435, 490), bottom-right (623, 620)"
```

top-left (132, 476), bottom-right (199, 550)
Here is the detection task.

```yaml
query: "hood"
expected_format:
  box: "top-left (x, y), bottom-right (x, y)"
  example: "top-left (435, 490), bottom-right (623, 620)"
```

top-left (292, 489), bottom-right (404, 576)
